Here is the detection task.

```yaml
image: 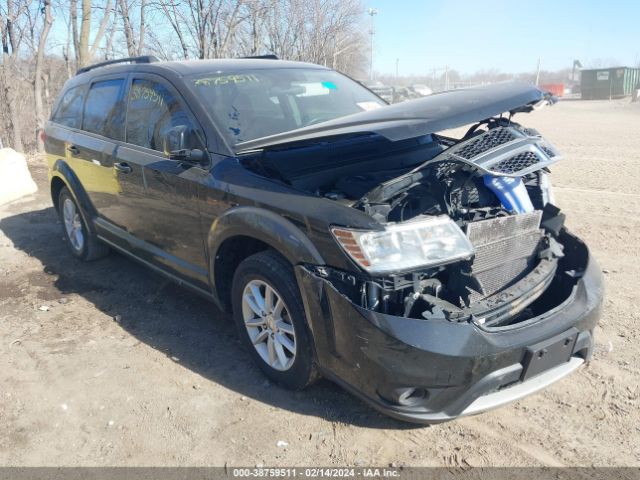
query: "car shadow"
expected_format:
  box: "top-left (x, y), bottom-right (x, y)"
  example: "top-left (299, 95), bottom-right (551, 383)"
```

top-left (0, 207), bottom-right (422, 430)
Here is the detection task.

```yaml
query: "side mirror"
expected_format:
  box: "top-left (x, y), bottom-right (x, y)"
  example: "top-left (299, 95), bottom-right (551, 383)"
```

top-left (162, 125), bottom-right (207, 166)
top-left (169, 148), bottom-right (205, 165)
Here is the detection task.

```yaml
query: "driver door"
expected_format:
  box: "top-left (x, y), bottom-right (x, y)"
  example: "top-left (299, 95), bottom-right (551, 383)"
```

top-left (114, 74), bottom-right (210, 289)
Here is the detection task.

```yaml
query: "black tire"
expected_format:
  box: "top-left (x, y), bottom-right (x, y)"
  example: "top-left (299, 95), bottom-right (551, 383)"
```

top-left (231, 250), bottom-right (318, 390)
top-left (57, 187), bottom-right (109, 261)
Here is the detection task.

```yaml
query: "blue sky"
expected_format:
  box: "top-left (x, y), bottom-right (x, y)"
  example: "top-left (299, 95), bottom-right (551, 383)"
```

top-left (367, 0), bottom-right (640, 75)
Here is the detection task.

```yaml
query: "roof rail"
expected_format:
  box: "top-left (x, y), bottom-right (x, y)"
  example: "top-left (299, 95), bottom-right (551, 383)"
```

top-left (76, 56), bottom-right (159, 76)
top-left (239, 55), bottom-right (279, 60)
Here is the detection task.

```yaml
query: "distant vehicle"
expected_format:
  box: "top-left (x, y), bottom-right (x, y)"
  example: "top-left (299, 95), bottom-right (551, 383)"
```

top-left (362, 80), bottom-right (394, 103)
top-left (540, 84), bottom-right (565, 98)
top-left (392, 86), bottom-right (419, 103)
top-left (410, 84), bottom-right (433, 97)
top-left (46, 57), bottom-right (602, 424)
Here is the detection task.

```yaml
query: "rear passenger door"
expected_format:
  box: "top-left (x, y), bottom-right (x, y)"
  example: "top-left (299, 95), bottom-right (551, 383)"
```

top-left (115, 74), bottom-right (210, 288)
top-left (70, 76), bottom-right (128, 225)
top-left (51, 76), bottom-right (127, 224)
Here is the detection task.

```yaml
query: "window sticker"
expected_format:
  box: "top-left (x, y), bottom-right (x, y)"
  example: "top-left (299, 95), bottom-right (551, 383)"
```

top-left (292, 82), bottom-right (332, 97)
top-left (321, 81), bottom-right (337, 90)
top-left (131, 84), bottom-right (165, 107)
top-left (194, 74), bottom-right (260, 86)
top-left (357, 101), bottom-right (383, 111)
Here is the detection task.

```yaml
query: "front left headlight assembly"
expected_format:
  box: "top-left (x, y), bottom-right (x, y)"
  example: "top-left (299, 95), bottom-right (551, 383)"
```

top-left (331, 216), bottom-right (475, 274)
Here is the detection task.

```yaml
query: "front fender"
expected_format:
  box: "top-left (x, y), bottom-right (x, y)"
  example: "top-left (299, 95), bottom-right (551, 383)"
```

top-left (208, 205), bottom-right (325, 264)
top-left (207, 206), bottom-right (325, 303)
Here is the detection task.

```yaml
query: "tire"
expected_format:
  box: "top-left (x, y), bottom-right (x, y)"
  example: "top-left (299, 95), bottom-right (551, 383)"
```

top-left (231, 250), bottom-right (318, 390)
top-left (57, 186), bottom-right (109, 261)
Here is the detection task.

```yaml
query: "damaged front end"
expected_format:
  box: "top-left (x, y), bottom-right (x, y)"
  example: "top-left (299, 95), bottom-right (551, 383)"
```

top-left (296, 229), bottom-right (602, 423)
top-left (324, 123), bottom-right (572, 330)
top-left (238, 81), bottom-right (603, 421)
top-left (293, 122), bottom-right (603, 422)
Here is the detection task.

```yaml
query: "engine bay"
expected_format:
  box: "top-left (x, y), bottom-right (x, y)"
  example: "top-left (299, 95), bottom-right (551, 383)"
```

top-left (242, 118), bottom-right (572, 327)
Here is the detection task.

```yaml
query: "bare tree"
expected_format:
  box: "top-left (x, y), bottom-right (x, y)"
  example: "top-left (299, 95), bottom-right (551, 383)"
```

top-left (154, 0), bottom-right (190, 58)
top-left (1, 0), bottom-right (32, 151)
top-left (147, 0), bottom-right (367, 71)
top-left (238, 0), bottom-right (268, 56)
top-left (62, 4), bottom-right (73, 77)
top-left (0, 0), bottom-right (369, 152)
top-left (117, 0), bottom-right (146, 56)
top-left (72, 0), bottom-right (114, 67)
top-left (33, 0), bottom-right (53, 152)
top-left (154, 0), bottom-right (248, 59)
top-left (262, 0), bottom-right (305, 60)
top-left (258, 0), bottom-right (364, 74)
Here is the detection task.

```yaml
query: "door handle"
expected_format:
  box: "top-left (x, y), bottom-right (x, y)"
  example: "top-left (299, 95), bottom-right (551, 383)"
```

top-left (114, 162), bottom-right (132, 174)
top-left (67, 145), bottom-right (80, 155)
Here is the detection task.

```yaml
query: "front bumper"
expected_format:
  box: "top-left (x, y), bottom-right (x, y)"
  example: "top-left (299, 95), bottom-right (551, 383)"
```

top-left (295, 231), bottom-right (603, 423)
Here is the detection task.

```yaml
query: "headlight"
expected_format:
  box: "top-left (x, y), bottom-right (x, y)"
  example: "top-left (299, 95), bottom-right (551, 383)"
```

top-left (331, 216), bottom-right (474, 274)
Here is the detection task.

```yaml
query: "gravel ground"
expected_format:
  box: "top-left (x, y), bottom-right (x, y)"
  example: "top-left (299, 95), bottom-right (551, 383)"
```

top-left (1, 99), bottom-right (639, 467)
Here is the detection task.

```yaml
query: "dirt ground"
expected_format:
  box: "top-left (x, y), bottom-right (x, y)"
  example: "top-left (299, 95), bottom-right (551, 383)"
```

top-left (1, 99), bottom-right (639, 467)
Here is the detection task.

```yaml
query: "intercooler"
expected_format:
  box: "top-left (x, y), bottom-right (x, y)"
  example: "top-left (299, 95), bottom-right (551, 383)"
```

top-left (466, 211), bottom-right (544, 301)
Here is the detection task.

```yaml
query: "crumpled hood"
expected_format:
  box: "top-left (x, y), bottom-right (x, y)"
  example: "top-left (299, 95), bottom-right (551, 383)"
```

top-left (235, 81), bottom-right (554, 153)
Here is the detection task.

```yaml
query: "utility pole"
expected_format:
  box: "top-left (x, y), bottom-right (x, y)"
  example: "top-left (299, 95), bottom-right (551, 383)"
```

top-left (368, 8), bottom-right (378, 81)
top-left (535, 58), bottom-right (541, 86)
top-left (395, 58), bottom-right (399, 79)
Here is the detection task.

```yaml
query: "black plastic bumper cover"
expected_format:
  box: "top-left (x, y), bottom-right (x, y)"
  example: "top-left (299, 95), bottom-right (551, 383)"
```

top-left (295, 231), bottom-right (603, 423)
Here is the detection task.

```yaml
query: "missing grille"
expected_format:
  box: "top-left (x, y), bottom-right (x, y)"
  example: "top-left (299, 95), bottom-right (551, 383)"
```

top-left (466, 211), bottom-right (543, 299)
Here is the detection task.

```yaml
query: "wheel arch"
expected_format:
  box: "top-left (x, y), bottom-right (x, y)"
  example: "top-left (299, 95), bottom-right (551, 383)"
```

top-left (207, 206), bottom-right (325, 311)
top-left (49, 160), bottom-right (98, 232)
top-left (50, 176), bottom-right (67, 212)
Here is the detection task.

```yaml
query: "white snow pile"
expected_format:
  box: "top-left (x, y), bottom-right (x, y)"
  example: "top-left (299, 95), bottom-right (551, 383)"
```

top-left (0, 148), bottom-right (38, 206)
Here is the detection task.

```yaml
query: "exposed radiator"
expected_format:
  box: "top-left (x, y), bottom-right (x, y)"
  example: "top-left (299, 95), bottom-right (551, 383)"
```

top-left (466, 211), bottom-right (543, 300)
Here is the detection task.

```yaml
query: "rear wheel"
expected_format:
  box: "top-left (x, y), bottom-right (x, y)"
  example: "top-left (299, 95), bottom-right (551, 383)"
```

top-left (231, 250), bottom-right (317, 389)
top-left (57, 187), bottom-right (109, 261)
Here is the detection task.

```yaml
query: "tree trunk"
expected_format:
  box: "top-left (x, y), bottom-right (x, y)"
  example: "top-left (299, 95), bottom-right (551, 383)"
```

top-left (89, 0), bottom-right (113, 58)
top-left (70, 0), bottom-right (80, 63)
top-left (1, 61), bottom-right (23, 152)
top-left (78, 0), bottom-right (91, 67)
top-left (104, 10), bottom-right (117, 59)
top-left (117, 0), bottom-right (137, 57)
top-left (1, 0), bottom-right (24, 152)
top-left (138, 0), bottom-right (146, 55)
top-left (35, 0), bottom-right (54, 153)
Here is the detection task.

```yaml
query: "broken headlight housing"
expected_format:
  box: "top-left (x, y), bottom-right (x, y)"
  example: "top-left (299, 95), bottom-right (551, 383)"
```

top-left (540, 171), bottom-right (555, 205)
top-left (331, 216), bottom-right (474, 274)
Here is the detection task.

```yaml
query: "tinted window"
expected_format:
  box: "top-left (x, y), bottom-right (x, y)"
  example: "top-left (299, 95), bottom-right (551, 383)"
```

top-left (82, 79), bottom-right (125, 139)
top-left (52, 86), bottom-right (85, 129)
top-left (188, 69), bottom-right (385, 145)
top-left (126, 79), bottom-right (200, 152)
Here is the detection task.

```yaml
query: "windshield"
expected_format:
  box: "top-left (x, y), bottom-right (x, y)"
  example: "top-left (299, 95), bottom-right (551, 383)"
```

top-left (188, 68), bottom-right (386, 146)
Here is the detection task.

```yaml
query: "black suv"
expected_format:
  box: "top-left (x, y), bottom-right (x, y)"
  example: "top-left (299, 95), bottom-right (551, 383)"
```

top-left (45, 56), bottom-right (603, 423)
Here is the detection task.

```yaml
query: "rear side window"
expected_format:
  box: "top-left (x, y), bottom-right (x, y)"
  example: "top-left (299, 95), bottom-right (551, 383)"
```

top-left (82, 79), bottom-right (125, 140)
top-left (126, 78), bottom-right (200, 151)
top-left (52, 86), bottom-right (85, 129)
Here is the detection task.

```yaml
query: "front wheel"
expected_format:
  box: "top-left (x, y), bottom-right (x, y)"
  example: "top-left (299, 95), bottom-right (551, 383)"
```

top-left (231, 250), bottom-right (318, 390)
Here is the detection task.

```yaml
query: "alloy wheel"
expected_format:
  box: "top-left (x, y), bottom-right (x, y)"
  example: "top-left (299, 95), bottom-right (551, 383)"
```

top-left (62, 197), bottom-right (84, 252)
top-left (241, 279), bottom-right (296, 371)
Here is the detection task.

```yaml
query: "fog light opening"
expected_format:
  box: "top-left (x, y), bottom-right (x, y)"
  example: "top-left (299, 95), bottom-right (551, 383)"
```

top-left (396, 387), bottom-right (428, 406)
